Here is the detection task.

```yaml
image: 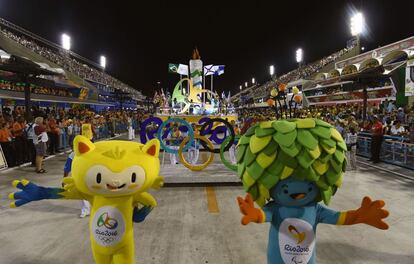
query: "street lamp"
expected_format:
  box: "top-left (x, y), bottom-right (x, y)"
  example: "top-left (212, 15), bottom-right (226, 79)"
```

top-left (100, 55), bottom-right (107, 69)
top-left (245, 82), bottom-right (248, 87)
top-left (269, 65), bottom-right (275, 77)
top-left (239, 85), bottom-right (242, 90)
top-left (252, 77), bottom-right (255, 84)
top-left (61, 33), bottom-right (71, 50)
top-left (296, 48), bottom-right (303, 66)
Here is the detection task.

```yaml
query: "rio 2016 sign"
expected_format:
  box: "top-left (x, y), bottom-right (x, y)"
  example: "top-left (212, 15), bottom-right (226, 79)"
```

top-left (140, 117), bottom-right (237, 171)
top-left (140, 117), bottom-right (231, 145)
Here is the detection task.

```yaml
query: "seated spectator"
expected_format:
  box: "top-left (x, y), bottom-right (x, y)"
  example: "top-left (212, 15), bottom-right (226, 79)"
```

top-left (390, 120), bottom-right (406, 136)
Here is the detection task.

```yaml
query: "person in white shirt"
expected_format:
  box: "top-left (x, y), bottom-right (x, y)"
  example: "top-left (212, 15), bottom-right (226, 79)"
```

top-left (66, 119), bottom-right (74, 150)
top-left (187, 123), bottom-right (200, 164)
top-left (390, 121), bottom-right (405, 136)
top-left (127, 116), bottom-right (135, 140)
top-left (167, 124), bottom-right (181, 164)
top-left (63, 149), bottom-right (90, 218)
top-left (346, 127), bottom-right (358, 170)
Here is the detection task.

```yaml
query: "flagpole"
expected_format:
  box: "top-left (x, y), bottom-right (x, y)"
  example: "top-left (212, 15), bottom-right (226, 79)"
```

top-left (180, 74), bottom-right (182, 93)
top-left (203, 70), bottom-right (205, 89)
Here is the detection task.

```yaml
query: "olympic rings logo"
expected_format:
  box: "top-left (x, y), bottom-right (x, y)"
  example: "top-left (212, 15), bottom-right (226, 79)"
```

top-left (97, 212), bottom-right (118, 230)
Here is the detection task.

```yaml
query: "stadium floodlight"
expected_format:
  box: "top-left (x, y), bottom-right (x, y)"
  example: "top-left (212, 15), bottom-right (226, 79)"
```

top-left (296, 48), bottom-right (303, 63)
top-left (350, 12), bottom-right (364, 36)
top-left (61, 33), bottom-right (71, 50)
top-left (252, 78), bottom-right (255, 84)
top-left (245, 82), bottom-right (248, 87)
top-left (100, 55), bottom-right (107, 69)
top-left (269, 65), bottom-right (275, 76)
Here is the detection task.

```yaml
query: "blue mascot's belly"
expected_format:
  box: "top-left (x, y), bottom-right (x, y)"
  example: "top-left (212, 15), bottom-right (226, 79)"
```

top-left (267, 206), bottom-right (318, 264)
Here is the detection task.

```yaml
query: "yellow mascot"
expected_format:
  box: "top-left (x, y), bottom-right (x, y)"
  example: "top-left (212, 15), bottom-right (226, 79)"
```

top-left (9, 135), bottom-right (164, 264)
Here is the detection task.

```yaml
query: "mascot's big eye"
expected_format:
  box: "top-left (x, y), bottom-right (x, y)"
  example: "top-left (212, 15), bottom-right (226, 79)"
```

top-left (308, 187), bottom-right (313, 192)
top-left (96, 173), bottom-right (102, 184)
top-left (283, 190), bottom-right (288, 194)
top-left (131, 173), bottom-right (136, 183)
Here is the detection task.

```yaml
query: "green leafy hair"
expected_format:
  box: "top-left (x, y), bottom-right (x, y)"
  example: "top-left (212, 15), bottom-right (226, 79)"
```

top-left (237, 118), bottom-right (347, 207)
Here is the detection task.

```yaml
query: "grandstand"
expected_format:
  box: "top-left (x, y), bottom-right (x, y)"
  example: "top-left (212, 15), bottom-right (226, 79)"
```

top-left (0, 17), bottom-right (145, 110)
top-left (232, 36), bottom-right (414, 110)
top-left (231, 42), bottom-right (360, 107)
top-left (303, 36), bottom-right (414, 109)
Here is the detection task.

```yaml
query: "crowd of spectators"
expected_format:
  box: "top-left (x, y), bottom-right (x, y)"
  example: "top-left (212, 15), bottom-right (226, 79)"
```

top-left (0, 80), bottom-right (72, 97)
top-left (238, 45), bottom-right (356, 101)
top-left (236, 101), bottom-right (414, 143)
top-left (0, 106), bottom-right (149, 170)
top-left (0, 27), bottom-right (142, 99)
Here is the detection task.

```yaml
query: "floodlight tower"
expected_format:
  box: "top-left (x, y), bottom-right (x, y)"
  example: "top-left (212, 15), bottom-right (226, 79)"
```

top-left (269, 65), bottom-right (275, 78)
top-left (350, 12), bottom-right (364, 50)
top-left (100, 55), bottom-right (107, 70)
top-left (61, 33), bottom-right (71, 51)
top-left (296, 48), bottom-right (303, 68)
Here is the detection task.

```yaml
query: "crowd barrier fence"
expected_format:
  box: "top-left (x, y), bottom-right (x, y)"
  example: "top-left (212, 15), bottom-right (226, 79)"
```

top-left (357, 132), bottom-right (414, 170)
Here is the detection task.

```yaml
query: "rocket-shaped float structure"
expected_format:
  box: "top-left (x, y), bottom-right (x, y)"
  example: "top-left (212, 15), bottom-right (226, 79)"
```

top-left (189, 48), bottom-right (203, 89)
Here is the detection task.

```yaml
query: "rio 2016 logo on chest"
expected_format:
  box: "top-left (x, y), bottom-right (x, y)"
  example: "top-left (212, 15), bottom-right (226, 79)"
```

top-left (279, 218), bottom-right (315, 264)
top-left (92, 206), bottom-right (125, 247)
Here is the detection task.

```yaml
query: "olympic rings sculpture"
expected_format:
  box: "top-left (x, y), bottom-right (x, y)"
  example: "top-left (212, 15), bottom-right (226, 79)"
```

top-left (199, 118), bottom-right (235, 153)
top-left (139, 116), bottom-right (238, 171)
top-left (178, 135), bottom-right (215, 171)
top-left (219, 135), bottom-right (240, 172)
top-left (157, 118), bottom-right (194, 154)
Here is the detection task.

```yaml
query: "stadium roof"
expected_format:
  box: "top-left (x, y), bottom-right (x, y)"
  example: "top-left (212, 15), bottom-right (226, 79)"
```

top-left (0, 30), bottom-right (99, 99)
top-left (0, 89), bottom-right (114, 106)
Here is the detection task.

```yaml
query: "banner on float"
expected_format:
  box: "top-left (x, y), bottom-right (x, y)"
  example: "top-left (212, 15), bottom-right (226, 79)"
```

top-left (168, 63), bottom-right (188, 75)
top-left (405, 59), bottom-right (414, 96)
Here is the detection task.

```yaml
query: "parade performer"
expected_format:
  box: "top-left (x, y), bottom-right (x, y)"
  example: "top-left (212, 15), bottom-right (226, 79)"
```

top-left (187, 123), bottom-right (200, 164)
top-left (167, 123), bottom-right (182, 164)
top-left (9, 136), bottom-right (164, 264)
top-left (229, 120), bottom-right (240, 165)
top-left (80, 117), bottom-right (95, 216)
top-left (127, 116), bottom-right (136, 140)
top-left (236, 118), bottom-right (389, 264)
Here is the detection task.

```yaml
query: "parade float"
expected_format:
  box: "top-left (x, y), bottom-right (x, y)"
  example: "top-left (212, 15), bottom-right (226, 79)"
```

top-left (153, 48), bottom-right (237, 124)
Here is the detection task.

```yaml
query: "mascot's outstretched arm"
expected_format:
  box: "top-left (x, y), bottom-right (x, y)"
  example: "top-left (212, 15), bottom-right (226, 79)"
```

top-left (8, 178), bottom-right (88, 208)
top-left (337, 196), bottom-right (389, 229)
top-left (316, 196), bottom-right (389, 229)
top-left (132, 176), bottom-right (163, 222)
top-left (9, 178), bottom-right (156, 224)
top-left (237, 193), bottom-right (266, 225)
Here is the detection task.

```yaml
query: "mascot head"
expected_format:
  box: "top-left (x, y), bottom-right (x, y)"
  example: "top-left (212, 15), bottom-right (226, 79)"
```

top-left (237, 118), bottom-right (347, 207)
top-left (72, 136), bottom-right (160, 197)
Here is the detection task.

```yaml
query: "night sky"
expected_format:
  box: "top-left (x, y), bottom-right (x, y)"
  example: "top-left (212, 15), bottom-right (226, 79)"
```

top-left (0, 0), bottom-right (413, 96)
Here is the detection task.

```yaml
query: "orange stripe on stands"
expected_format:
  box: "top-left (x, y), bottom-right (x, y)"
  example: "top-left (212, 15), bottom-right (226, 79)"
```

top-left (206, 187), bottom-right (219, 213)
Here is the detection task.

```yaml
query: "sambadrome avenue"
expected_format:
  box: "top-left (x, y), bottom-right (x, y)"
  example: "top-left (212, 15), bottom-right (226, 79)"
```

top-left (0, 1), bottom-right (414, 263)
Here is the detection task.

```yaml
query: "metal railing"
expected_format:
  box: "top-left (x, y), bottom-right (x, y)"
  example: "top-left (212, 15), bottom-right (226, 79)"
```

top-left (357, 133), bottom-right (414, 170)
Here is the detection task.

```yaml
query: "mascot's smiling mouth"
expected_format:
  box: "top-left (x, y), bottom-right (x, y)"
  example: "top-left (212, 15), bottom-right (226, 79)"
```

top-left (106, 183), bottom-right (126, 190)
top-left (290, 193), bottom-right (306, 200)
